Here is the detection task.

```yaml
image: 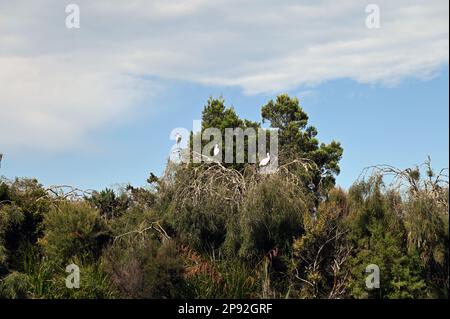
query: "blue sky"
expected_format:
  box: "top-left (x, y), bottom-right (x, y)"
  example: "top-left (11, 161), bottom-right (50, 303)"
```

top-left (2, 68), bottom-right (448, 190)
top-left (0, 1), bottom-right (448, 190)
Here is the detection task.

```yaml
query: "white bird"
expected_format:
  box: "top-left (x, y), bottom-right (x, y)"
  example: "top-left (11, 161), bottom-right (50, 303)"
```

top-left (213, 144), bottom-right (220, 156)
top-left (0, 153), bottom-right (3, 168)
top-left (259, 152), bottom-right (270, 167)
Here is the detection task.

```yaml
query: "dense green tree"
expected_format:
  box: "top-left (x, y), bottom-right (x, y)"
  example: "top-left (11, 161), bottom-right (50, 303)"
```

top-left (346, 178), bottom-right (426, 298)
top-left (404, 196), bottom-right (449, 297)
top-left (88, 188), bottom-right (129, 219)
top-left (261, 94), bottom-right (343, 191)
top-left (195, 97), bottom-right (260, 170)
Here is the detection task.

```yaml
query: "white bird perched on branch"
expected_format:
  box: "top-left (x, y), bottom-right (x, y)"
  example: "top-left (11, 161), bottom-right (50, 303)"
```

top-left (213, 144), bottom-right (220, 156)
top-left (259, 152), bottom-right (270, 167)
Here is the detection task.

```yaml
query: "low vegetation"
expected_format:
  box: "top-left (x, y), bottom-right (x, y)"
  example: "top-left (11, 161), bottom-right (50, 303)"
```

top-left (0, 95), bottom-right (448, 299)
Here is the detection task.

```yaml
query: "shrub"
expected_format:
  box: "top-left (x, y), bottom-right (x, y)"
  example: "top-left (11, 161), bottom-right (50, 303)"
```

top-left (45, 259), bottom-right (118, 299)
top-left (0, 271), bottom-right (31, 299)
top-left (87, 188), bottom-right (129, 219)
top-left (109, 206), bottom-right (161, 240)
top-left (160, 164), bottom-right (240, 252)
top-left (186, 257), bottom-right (262, 299)
top-left (39, 202), bottom-right (110, 265)
top-left (231, 175), bottom-right (309, 260)
top-left (291, 188), bottom-right (351, 298)
top-left (0, 204), bottom-right (23, 272)
top-left (345, 178), bottom-right (426, 299)
top-left (102, 237), bottom-right (187, 298)
top-left (0, 179), bottom-right (50, 270)
top-left (403, 195), bottom-right (449, 297)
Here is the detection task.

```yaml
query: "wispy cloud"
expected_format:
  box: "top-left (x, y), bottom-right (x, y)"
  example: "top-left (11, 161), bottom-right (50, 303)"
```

top-left (0, 0), bottom-right (448, 151)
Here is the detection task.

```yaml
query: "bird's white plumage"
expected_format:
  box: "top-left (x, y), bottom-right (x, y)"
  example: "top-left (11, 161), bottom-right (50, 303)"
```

top-left (213, 144), bottom-right (220, 156)
top-left (259, 152), bottom-right (270, 167)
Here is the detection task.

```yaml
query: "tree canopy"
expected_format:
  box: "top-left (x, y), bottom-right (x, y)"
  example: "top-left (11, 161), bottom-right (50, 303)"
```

top-left (0, 95), bottom-right (447, 299)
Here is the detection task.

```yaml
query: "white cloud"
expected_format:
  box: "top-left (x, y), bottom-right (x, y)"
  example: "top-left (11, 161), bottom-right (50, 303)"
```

top-left (0, 55), bottom-right (152, 151)
top-left (0, 0), bottom-right (448, 150)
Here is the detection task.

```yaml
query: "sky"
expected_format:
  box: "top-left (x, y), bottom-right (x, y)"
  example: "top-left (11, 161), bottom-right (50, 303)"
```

top-left (0, 0), bottom-right (448, 190)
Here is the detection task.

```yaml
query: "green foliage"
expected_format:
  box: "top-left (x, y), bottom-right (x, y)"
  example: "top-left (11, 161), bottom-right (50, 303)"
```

top-left (13, 244), bottom-right (117, 299)
top-left (0, 204), bottom-right (24, 272)
top-left (49, 259), bottom-right (118, 299)
top-left (0, 178), bottom-right (49, 270)
top-left (0, 96), bottom-right (447, 300)
top-left (198, 97), bottom-right (260, 170)
top-left (346, 178), bottom-right (426, 299)
top-left (0, 271), bottom-right (31, 299)
top-left (201, 97), bottom-right (254, 131)
top-left (88, 188), bottom-right (129, 219)
top-left (403, 196), bottom-right (449, 297)
top-left (186, 257), bottom-right (262, 299)
top-left (160, 165), bottom-right (237, 252)
top-left (291, 188), bottom-right (350, 298)
top-left (103, 237), bottom-right (187, 298)
top-left (20, 247), bottom-right (57, 298)
top-left (109, 206), bottom-right (159, 239)
top-left (0, 182), bottom-right (9, 202)
top-left (261, 94), bottom-right (343, 190)
top-left (0, 245), bottom-right (6, 272)
top-left (126, 184), bottom-right (157, 209)
top-left (39, 202), bottom-right (110, 265)
top-left (228, 175), bottom-right (308, 260)
top-left (167, 195), bottom-right (231, 252)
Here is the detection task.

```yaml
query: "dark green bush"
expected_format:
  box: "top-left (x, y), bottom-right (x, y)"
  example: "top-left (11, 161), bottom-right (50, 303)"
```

top-left (160, 165), bottom-right (238, 252)
top-left (102, 237), bottom-right (187, 298)
top-left (231, 175), bottom-right (309, 260)
top-left (39, 202), bottom-right (110, 265)
top-left (0, 271), bottom-right (31, 299)
top-left (0, 179), bottom-right (50, 270)
top-left (403, 196), bottom-right (449, 297)
top-left (87, 188), bottom-right (129, 219)
top-left (291, 188), bottom-right (350, 298)
top-left (345, 178), bottom-right (427, 299)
